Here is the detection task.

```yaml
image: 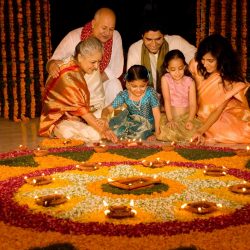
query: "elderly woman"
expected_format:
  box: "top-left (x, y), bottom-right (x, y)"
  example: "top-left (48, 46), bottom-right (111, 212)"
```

top-left (39, 37), bottom-right (117, 143)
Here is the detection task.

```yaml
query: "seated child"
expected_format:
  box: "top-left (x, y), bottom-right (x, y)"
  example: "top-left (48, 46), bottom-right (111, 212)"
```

top-left (157, 49), bottom-right (201, 142)
top-left (101, 65), bottom-right (161, 140)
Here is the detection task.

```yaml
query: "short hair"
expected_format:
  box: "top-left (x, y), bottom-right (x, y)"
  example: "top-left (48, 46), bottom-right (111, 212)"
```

top-left (140, 18), bottom-right (165, 35)
top-left (74, 37), bottom-right (103, 58)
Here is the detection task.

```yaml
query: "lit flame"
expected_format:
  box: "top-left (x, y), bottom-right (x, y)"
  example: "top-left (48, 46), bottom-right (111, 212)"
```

top-left (32, 179), bottom-right (36, 184)
top-left (107, 178), bottom-right (114, 182)
top-left (131, 209), bottom-right (137, 215)
top-left (242, 188), bottom-right (247, 192)
top-left (156, 157), bottom-right (160, 161)
top-left (66, 196), bottom-right (70, 200)
top-left (103, 200), bottom-right (109, 207)
top-left (130, 199), bottom-right (134, 207)
top-left (217, 203), bottom-right (222, 208)
top-left (153, 174), bottom-right (157, 179)
top-left (181, 203), bottom-right (187, 209)
top-left (246, 146), bottom-right (250, 151)
top-left (198, 207), bottom-right (202, 212)
top-left (104, 209), bottom-right (110, 215)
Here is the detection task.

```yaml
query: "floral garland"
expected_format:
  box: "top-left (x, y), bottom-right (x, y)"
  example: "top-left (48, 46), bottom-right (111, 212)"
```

top-left (197, 0), bottom-right (249, 80)
top-left (0, 0), bottom-right (51, 120)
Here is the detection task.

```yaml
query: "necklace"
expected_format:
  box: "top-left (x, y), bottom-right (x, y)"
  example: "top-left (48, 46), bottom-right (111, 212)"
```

top-left (131, 98), bottom-right (142, 110)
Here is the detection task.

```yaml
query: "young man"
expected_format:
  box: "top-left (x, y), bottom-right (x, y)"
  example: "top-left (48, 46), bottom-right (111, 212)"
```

top-left (127, 20), bottom-right (196, 95)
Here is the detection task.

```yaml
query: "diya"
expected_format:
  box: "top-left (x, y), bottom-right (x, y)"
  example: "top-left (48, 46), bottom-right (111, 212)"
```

top-left (63, 139), bottom-right (71, 145)
top-left (118, 138), bottom-right (143, 147)
top-left (108, 176), bottom-right (161, 190)
top-left (229, 183), bottom-right (250, 194)
top-left (203, 166), bottom-right (228, 177)
top-left (24, 175), bottom-right (53, 186)
top-left (76, 162), bottom-right (101, 171)
top-left (162, 142), bottom-right (176, 151)
top-left (105, 205), bottom-right (136, 219)
top-left (93, 143), bottom-right (109, 153)
top-left (35, 194), bottom-right (68, 207)
top-left (235, 146), bottom-right (250, 156)
top-left (141, 158), bottom-right (168, 168)
top-left (33, 148), bottom-right (49, 157)
top-left (181, 201), bottom-right (219, 215)
top-left (17, 144), bottom-right (28, 151)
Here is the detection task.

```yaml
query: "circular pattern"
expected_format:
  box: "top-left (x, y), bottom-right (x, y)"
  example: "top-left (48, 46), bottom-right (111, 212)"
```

top-left (1, 148), bottom-right (250, 237)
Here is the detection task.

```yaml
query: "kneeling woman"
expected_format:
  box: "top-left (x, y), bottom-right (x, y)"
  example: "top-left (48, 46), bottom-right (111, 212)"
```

top-left (39, 37), bottom-right (117, 143)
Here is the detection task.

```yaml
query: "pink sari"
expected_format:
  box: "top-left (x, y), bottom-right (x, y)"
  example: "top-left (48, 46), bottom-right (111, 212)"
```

top-left (190, 61), bottom-right (250, 143)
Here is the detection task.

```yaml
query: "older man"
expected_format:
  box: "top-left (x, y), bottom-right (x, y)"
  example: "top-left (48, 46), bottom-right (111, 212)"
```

top-left (47, 8), bottom-right (124, 117)
top-left (127, 20), bottom-right (196, 95)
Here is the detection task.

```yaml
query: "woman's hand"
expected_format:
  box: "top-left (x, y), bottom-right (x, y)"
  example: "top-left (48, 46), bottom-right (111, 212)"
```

top-left (191, 132), bottom-right (205, 145)
top-left (48, 60), bottom-right (62, 78)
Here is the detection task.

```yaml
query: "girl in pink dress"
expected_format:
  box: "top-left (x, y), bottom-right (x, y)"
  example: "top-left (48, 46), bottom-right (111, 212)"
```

top-left (157, 49), bottom-right (201, 142)
top-left (190, 34), bottom-right (250, 144)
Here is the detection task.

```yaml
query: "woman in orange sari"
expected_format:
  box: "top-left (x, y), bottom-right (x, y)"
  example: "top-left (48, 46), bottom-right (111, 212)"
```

top-left (39, 37), bottom-right (117, 143)
top-left (189, 34), bottom-right (250, 144)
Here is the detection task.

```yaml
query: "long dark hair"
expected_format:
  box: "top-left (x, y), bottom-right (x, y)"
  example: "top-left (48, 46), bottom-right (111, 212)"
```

top-left (195, 34), bottom-right (245, 84)
top-left (162, 49), bottom-right (192, 77)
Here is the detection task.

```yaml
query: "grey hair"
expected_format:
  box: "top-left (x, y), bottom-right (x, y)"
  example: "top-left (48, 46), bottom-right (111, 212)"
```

top-left (74, 37), bottom-right (103, 58)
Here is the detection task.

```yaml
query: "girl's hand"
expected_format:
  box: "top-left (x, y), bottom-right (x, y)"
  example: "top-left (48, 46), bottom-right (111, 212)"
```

top-left (191, 132), bottom-right (205, 145)
top-left (146, 135), bottom-right (156, 141)
top-left (185, 121), bottom-right (193, 130)
top-left (101, 129), bottom-right (118, 143)
top-left (166, 120), bottom-right (178, 129)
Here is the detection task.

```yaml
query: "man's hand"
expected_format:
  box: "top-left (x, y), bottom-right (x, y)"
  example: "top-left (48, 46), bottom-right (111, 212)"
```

top-left (47, 60), bottom-right (62, 78)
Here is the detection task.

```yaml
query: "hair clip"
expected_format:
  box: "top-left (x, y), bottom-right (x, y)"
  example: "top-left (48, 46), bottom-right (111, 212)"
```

top-left (123, 72), bottom-right (128, 81)
top-left (147, 70), bottom-right (151, 80)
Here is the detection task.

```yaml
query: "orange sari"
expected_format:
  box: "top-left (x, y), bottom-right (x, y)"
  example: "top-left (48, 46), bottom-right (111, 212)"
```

top-left (191, 62), bottom-right (250, 144)
top-left (39, 58), bottom-right (90, 137)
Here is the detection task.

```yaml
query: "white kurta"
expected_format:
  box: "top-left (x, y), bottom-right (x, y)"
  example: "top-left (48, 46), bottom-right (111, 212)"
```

top-left (127, 35), bottom-right (197, 89)
top-left (50, 27), bottom-right (124, 116)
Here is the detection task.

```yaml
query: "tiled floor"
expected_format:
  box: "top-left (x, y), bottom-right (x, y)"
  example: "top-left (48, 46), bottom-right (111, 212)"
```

top-left (0, 117), bottom-right (248, 153)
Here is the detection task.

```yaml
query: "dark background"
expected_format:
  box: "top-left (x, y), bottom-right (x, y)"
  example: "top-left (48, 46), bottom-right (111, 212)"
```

top-left (50, 0), bottom-right (197, 54)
